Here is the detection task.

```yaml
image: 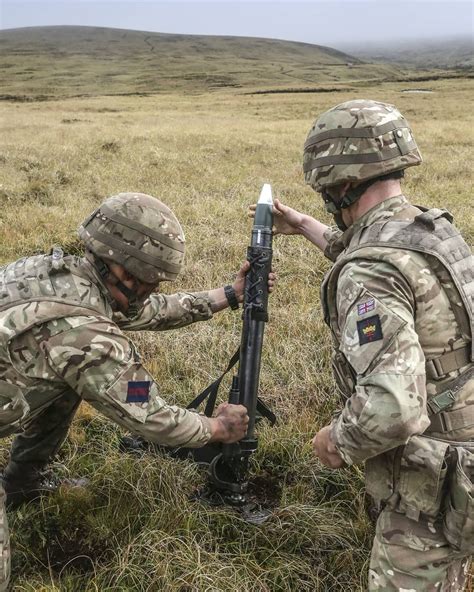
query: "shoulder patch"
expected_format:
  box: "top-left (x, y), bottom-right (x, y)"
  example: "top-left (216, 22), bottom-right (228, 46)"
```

top-left (357, 298), bottom-right (375, 316)
top-left (357, 315), bottom-right (383, 345)
top-left (126, 380), bottom-right (150, 403)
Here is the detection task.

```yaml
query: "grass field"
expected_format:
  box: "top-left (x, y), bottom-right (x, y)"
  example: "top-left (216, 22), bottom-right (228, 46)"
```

top-left (0, 31), bottom-right (473, 591)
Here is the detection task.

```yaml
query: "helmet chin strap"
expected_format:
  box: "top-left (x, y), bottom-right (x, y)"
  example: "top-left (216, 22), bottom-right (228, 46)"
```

top-left (322, 177), bottom-right (381, 231)
top-left (321, 189), bottom-right (348, 231)
top-left (91, 254), bottom-right (141, 318)
top-left (333, 211), bottom-right (348, 232)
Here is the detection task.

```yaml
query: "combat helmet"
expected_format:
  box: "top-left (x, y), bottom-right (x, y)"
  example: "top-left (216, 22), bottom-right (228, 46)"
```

top-left (303, 99), bottom-right (422, 213)
top-left (78, 192), bottom-right (185, 283)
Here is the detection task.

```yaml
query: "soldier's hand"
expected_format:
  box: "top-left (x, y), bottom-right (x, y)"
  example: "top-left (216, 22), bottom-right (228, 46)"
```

top-left (208, 403), bottom-right (249, 443)
top-left (312, 425), bottom-right (345, 469)
top-left (249, 198), bottom-right (306, 236)
top-left (232, 260), bottom-right (276, 303)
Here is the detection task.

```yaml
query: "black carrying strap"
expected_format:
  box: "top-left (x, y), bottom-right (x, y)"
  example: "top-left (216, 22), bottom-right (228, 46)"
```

top-left (186, 348), bottom-right (276, 425)
top-left (256, 398), bottom-right (277, 426)
top-left (186, 349), bottom-right (240, 416)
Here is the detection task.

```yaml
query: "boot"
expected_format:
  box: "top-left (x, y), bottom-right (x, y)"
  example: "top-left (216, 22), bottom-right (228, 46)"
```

top-left (1, 462), bottom-right (89, 509)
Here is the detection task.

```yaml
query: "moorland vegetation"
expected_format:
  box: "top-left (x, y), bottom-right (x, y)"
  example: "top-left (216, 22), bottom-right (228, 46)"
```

top-left (0, 26), bottom-right (473, 591)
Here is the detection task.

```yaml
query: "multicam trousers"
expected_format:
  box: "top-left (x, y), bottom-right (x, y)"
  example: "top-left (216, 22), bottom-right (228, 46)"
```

top-left (0, 388), bottom-right (81, 590)
top-left (369, 508), bottom-right (472, 591)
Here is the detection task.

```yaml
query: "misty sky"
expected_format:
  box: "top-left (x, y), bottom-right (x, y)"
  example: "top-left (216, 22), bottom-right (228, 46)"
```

top-left (1, 0), bottom-right (473, 49)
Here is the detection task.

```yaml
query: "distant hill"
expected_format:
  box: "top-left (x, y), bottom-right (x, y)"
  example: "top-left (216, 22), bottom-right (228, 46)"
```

top-left (0, 25), bottom-right (404, 99)
top-left (346, 36), bottom-right (473, 70)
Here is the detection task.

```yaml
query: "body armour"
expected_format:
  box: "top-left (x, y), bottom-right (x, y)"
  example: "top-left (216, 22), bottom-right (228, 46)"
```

top-left (0, 248), bottom-right (111, 428)
top-left (322, 204), bottom-right (473, 440)
top-left (321, 198), bottom-right (473, 532)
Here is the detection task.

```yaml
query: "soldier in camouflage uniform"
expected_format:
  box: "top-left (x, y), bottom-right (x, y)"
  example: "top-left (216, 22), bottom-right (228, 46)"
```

top-left (267, 100), bottom-right (473, 591)
top-left (0, 192), bottom-right (261, 590)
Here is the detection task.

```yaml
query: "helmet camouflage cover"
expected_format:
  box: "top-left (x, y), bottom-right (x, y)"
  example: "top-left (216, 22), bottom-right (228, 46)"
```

top-left (78, 193), bottom-right (185, 283)
top-left (303, 99), bottom-right (422, 192)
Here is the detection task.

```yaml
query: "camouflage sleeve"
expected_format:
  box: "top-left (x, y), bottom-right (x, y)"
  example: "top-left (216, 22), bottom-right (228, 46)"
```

top-left (330, 260), bottom-right (430, 465)
top-left (323, 226), bottom-right (345, 262)
top-left (41, 317), bottom-right (212, 448)
top-left (116, 291), bottom-right (213, 331)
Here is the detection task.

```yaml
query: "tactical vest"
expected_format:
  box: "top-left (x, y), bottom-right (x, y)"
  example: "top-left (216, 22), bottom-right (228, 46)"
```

top-left (322, 205), bottom-right (474, 531)
top-left (322, 206), bottom-right (473, 441)
top-left (0, 248), bottom-right (113, 427)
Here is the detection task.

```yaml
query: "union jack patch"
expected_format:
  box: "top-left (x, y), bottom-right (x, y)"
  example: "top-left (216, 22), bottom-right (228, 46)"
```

top-left (126, 381), bottom-right (150, 403)
top-left (357, 298), bottom-right (375, 316)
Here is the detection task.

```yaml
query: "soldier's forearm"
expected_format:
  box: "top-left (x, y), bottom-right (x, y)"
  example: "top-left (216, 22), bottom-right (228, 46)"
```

top-left (298, 215), bottom-right (330, 252)
top-left (207, 287), bottom-right (230, 313)
top-left (206, 260), bottom-right (252, 313)
top-left (86, 387), bottom-right (214, 449)
top-left (119, 291), bottom-right (213, 330)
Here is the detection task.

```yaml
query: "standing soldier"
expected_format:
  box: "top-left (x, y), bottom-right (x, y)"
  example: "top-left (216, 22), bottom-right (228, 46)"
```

top-left (265, 100), bottom-right (473, 590)
top-left (0, 192), bottom-right (261, 590)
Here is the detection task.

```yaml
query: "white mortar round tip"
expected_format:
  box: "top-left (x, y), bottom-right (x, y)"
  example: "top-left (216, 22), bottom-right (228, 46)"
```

top-left (258, 183), bottom-right (273, 205)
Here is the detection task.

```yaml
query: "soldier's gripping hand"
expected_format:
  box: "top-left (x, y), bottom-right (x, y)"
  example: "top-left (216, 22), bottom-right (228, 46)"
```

top-left (249, 198), bottom-right (306, 236)
top-left (249, 199), bottom-right (330, 252)
top-left (232, 260), bottom-right (276, 303)
top-left (208, 403), bottom-right (249, 443)
top-left (207, 261), bottom-right (275, 313)
top-left (312, 425), bottom-right (346, 469)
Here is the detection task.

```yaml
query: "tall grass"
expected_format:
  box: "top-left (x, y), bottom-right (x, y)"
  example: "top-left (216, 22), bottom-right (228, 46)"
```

top-left (0, 77), bottom-right (473, 590)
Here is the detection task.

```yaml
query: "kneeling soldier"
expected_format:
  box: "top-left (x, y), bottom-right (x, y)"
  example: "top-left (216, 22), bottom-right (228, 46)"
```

top-left (0, 192), bottom-right (257, 589)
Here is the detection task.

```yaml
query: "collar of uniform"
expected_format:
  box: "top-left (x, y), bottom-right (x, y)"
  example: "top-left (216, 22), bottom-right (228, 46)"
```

top-left (340, 194), bottom-right (409, 248)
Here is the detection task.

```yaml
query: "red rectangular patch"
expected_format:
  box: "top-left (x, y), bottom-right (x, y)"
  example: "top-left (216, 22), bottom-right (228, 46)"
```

top-left (126, 381), bottom-right (150, 403)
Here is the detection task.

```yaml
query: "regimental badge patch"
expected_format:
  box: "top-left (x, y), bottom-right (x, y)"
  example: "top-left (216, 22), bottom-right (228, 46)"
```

top-left (357, 298), bottom-right (375, 316)
top-left (126, 380), bottom-right (151, 403)
top-left (357, 315), bottom-right (383, 345)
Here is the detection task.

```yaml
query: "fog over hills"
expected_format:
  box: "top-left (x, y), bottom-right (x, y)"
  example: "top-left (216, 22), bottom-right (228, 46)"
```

top-left (0, 25), bottom-right (404, 99)
top-left (344, 36), bottom-right (473, 70)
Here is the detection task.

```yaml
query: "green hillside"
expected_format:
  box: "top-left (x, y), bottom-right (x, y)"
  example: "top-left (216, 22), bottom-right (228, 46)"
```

top-left (0, 25), bottom-right (404, 99)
